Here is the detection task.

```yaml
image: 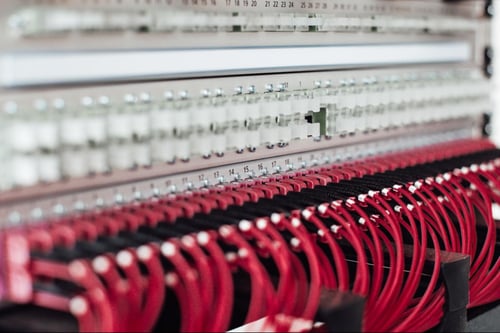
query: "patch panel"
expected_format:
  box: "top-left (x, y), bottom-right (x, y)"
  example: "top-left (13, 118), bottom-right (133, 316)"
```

top-left (5, 7), bottom-right (481, 37)
top-left (0, 68), bottom-right (489, 190)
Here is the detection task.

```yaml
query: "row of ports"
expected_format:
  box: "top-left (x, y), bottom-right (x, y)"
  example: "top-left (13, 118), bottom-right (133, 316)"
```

top-left (0, 98), bottom-right (487, 190)
top-left (2, 75), bottom-right (489, 154)
top-left (8, 8), bottom-right (478, 37)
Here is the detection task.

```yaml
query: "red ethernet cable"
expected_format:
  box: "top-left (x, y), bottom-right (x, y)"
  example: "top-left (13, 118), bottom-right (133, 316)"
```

top-left (256, 217), bottom-right (308, 319)
top-left (136, 244), bottom-right (165, 332)
top-left (170, 236), bottom-right (213, 330)
top-left (68, 260), bottom-right (116, 331)
top-left (460, 170), bottom-right (497, 305)
top-left (271, 213), bottom-right (322, 322)
top-left (31, 259), bottom-right (118, 331)
top-left (359, 194), bottom-right (405, 331)
top-left (178, 236), bottom-right (215, 309)
top-left (301, 208), bottom-right (350, 292)
top-left (238, 220), bottom-right (294, 318)
top-left (393, 226), bottom-right (443, 332)
top-left (256, 218), bottom-right (300, 316)
top-left (160, 241), bottom-right (204, 332)
top-left (28, 227), bottom-right (54, 253)
top-left (196, 230), bottom-right (234, 332)
top-left (114, 249), bottom-right (145, 331)
top-left (219, 224), bottom-right (275, 324)
top-left (322, 202), bottom-right (370, 295)
top-left (426, 178), bottom-right (473, 254)
top-left (32, 291), bottom-right (97, 332)
top-left (381, 189), bottom-right (427, 329)
top-left (91, 255), bottom-right (129, 332)
top-left (344, 201), bottom-right (384, 307)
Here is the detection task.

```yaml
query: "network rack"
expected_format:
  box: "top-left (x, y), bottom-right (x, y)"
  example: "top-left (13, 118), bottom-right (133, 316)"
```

top-left (0, 0), bottom-right (498, 332)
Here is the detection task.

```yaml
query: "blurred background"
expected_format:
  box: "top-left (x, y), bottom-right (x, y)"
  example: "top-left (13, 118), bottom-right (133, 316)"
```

top-left (491, 0), bottom-right (500, 143)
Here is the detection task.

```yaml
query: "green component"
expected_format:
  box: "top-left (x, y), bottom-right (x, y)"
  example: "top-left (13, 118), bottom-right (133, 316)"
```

top-left (305, 108), bottom-right (327, 136)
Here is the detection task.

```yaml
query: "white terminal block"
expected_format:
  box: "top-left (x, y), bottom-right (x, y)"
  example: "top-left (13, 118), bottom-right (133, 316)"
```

top-left (373, 90), bottom-right (384, 106)
top-left (132, 144), bottom-right (151, 167)
top-left (190, 13), bottom-right (209, 27)
top-left (393, 89), bottom-right (404, 105)
top-left (355, 110), bottom-right (367, 132)
top-left (190, 106), bottom-right (212, 129)
top-left (38, 154), bottom-right (61, 183)
top-left (227, 130), bottom-right (247, 151)
top-left (278, 126), bottom-right (292, 143)
top-left (226, 104), bottom-right (246, 123)
top-left (307, 123), bottom-right (321, 138)
top-left (292, 98), bottom-right (310, 114)
top-left (357, 92), bottom-right (368, 108)
top-left (336, 93), bottom-right (348, 109)
top-left (85, 117), bottom-right (107, 144)
top-left (260, 101), bottom-right (278, 120)
top-left (130, 113), bottom-right (150, 139)
top-left (60, 118), bottom-right (87, 146)
top-left (175, 138), bottom-right (191, 161)
top-left (212, 134), bottom-right (227, 154)
top-left (213, 13), bottom-right (230, 28)
top-left (80, 11), bottom-right (106, 30)
top-left (349, 17), bottom-right (361, 28)
top-left (87, 148), bottom-right (108, 174)
top-left (107, 12), bottom-right (131, 30)
top-left (307, 16), bottom-right (323, 27)
top-left (360, 17), bottom-right (374, 29)
top-left (293, 15), bottom-right (309, 28)
top-left (406, 106), bottom-right (417, 125)
top-left (154, 12), bottom-right (175, 31)
top-left (385, 89), bottom-right (395, 105)
top-left (367, 110), bottom-right (380, 130)
top-left (174, 110), bottom-right (190, 132)
top-left (211, 106), bottom-right (228, 124)
top-left (365, 91), bottom-right (376, 107)
top-left (164, 11), bottom-right (192, 29)
top-left (45, 10), bottom-right (79, 32)
top-left (409, 86), bottom-right (420, 103)
top-left (132, 12), bottom-right (153, 31)
top-left (108, 144), bottom-right (133, 170)
top-left (291, 124), bottom-right (309, 140)
top-left (404, 86), bottom-right (415, 103)
top-left (346, 92), bottom-right (357, 108)
top-left (431, 85), bottom-right (442, 101)
top-left (151, 109), bottom-right (174, 134)
top-left (308, 96), bottom-right (321, 112)
top-left (337, 110), bottom-right (349, 133)
top-left (277, 14), bottom-right (294, 27)
top-left (246, 130), bottom-right (260, 149)
top-left (151, 138), bottom-right (175, 163)
top-left (61, 150), bottom-right (89, 178)
top-left (245, 103), bottom-right (260, 120)
top-left (336, 17), bottom-right (351, 28)
top-left (190, 135), bottom-right (212, 157)
top-left (321, 17), bottom-right (336, 31)
top-left (9, 122), bottom-right (37, 153)
top-left (227, 13), bottom-right (247, 26)
top-left (260, 127), bottom-right (279, 146)
top-left (278, 100), bottom-right (293, 116)
top-left (36, 121), bottom-right (59, 150)
top-left (244, 15), bottom-right (261, 31)
top-left (346, 110), bottom-right (357, 133)
top-left (108, 113), bottom-right (132, 140)
top-left (259, 15), bottom-right (279, 28)
top-left (11, 154), bottom-right (39, 187)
